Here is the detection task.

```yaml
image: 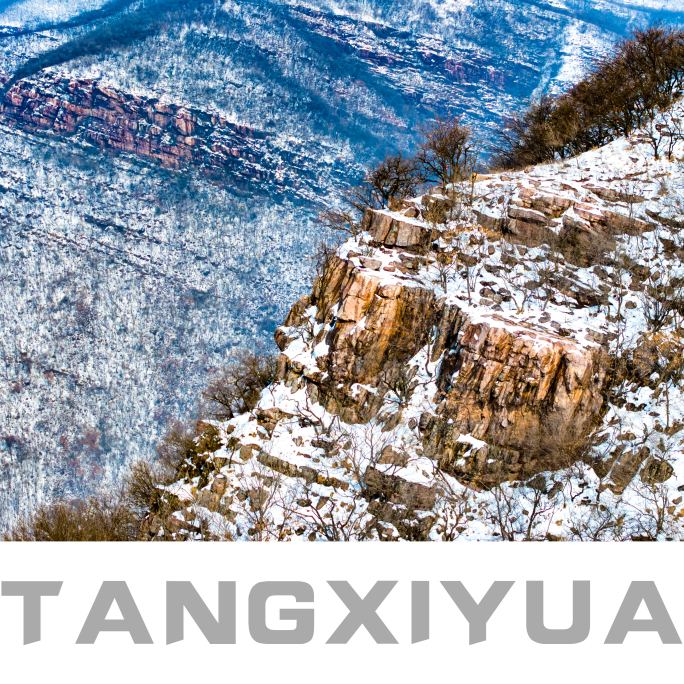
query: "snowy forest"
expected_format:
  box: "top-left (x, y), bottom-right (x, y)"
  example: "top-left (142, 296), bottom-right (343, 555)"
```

top-left (0, 0), bottom-right (680, 532)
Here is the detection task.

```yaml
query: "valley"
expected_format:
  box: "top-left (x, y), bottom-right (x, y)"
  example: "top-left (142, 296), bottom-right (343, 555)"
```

top-left (0, 0), bottom-right (677, 527)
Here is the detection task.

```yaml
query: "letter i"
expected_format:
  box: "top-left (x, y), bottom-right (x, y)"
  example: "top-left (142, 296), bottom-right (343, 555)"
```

top-left (412, 581), bottom-right (429, 644)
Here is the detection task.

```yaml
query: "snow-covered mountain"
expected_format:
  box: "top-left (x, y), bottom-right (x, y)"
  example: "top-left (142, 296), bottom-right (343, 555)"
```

top-left (147, 102), bottom-right (684, 541)
top-left (0, 0), bottom-right (679, 526)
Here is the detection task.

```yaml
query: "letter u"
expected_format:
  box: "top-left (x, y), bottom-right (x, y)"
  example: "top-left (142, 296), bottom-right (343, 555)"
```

top-left (526, 581), bottom-right (590, 644)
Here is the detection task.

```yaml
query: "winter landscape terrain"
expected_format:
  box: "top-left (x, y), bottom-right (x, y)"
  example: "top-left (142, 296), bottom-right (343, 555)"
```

top-left (0, 0), bottom-right (681, 531)
top-left (135, 97), bottom-right (684, 541)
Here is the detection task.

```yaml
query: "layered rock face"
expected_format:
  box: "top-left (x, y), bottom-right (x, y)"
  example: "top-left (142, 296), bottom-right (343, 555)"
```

top-left (475, 174), bottom-right (657, 266)
top-left (0, 72), bottom-right (276, 187)
top-left (304, 255), bottom-right (441, 422)
top-left (427, 314), bottom-right (608, 486)
top-left (277, 238), bottom-right (609, 487)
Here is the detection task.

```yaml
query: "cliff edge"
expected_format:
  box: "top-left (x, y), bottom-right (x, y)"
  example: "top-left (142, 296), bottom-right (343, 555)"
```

top-left (142, 103), bottom-right (684, 541)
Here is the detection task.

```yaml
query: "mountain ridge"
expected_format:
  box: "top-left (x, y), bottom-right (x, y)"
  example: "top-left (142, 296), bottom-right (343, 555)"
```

top-left (0, 0), bottom-right (679, 529)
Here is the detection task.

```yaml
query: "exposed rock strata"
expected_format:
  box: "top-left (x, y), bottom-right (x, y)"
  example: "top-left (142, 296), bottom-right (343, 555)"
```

top-left (473, 180), bottom-right (657, 266)
top-left (0, 72), bottom-right (284, 188)
top-left (427, 314), bottom-right (608, 486)
top-left (276, 210), bottom-right (611, 486)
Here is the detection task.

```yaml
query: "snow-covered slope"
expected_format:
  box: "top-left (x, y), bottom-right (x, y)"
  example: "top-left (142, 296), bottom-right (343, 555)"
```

top-left (0, 0), bottom-right (680, 528)
top-left (147, 103), bottom-right (684, 541)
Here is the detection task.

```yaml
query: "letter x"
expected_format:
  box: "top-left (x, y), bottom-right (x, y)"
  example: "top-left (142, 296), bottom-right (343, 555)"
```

top-left (326, 581), bottom-right (398, 644)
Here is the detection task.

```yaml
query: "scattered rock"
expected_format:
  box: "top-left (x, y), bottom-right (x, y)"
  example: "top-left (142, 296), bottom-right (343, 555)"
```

top-left (378, 445), bottom-right (409, 467)
top-left (364, 466), bottom-right (436, 510)
top-left (641, 458), bottom-right (674, 485)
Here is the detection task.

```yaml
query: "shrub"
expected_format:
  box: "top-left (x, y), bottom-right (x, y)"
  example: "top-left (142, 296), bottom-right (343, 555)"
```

top-left (154, 418), bottom-right (205, 473)
top-left (495, 25), bottom-right (684, 168)
top-left (5, 495), bottom-right (136, 541)
top-left (123, 459), bottom-right (173, 511)
top-left (202, 350), bottom-right (278, 421)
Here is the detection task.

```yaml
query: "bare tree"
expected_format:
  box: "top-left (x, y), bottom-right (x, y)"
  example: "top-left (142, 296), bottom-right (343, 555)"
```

top-left (316, 205), bottom-right (362, 238)
top-left (233, 461), bottom-right (292, 541)
top-left (311, 239), bottom-right (338, 280)
top-left (638, 248), bottom-right (684, 333)
top-left (316, 153), bottom-right (422, 238)
top-left (431, 465), bottom-right (472, 540)
top-left (417, 114), bottom-right (478, 190)
top-left (202, 349), bottom-right (278, 421)
top-left (431, 251), bottom-right (458, 293)
top-left (365, 152), bottom-right (423, 210)
top-left (378, 364), bottom-right (421, 411)
top-left (286, 486), bottom-right (373, 541)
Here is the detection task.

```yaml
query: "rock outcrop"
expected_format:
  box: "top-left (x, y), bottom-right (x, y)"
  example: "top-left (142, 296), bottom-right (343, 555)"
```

top-left (0, 72), bottom-right (283, 189)
top-left (276, 215), bottom-right (610, 487)
top-left (426, 314), bottom-right (608, 486)
top-left (138, 107), bottom-right (684, 541)
top-left (473, 174), bottom-right (657, 266)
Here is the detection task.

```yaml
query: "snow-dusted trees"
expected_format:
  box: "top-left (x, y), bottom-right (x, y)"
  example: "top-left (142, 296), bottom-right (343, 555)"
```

top-left (317, 115), bottom-right (478, 246)
top-left (202, 349), bottom-right (278, 421)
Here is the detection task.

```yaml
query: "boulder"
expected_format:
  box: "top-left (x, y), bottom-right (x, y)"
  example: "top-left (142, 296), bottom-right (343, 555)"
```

top-left (365, 209), bottom-right (433, 250)
top-left (641, 457), bottom-right (675, 485)
top-left (364, 466), bottom-right (436, 510)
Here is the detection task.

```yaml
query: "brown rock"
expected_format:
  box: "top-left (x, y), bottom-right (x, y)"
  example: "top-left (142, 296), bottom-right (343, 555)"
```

top-left (337, 269), bottom-right (382, 322)
top-left (248, 488), bottom-right (269, 511)
top-left (529, 192), bottom-right (574, 218)
top-left (0, 73), bottom-right (270, 184)
top-left (316, 270), bottom-right (439, 420)
top-left (603, 210), bottom-right (655, 236)
top-left (290, 244), bottom-right (610, 485)
top-left (378, 445), bottom-right (409, 467)
top-left (641, 457), bottom-right (674, 485)
top-left (256, 407), bottom-right (293, 435)
top-left (607, 447), bottom-right (651, 494)
top-left (429, 313), bottom-right (609, 486)
top-left (508, 205), bottom-right (549, 225)
top-left (174, 115), bottom-right (196, 136)
top-left (275, 295), bottom-right (311, 351)
top-left (359, 256), bottom-right (383, 270)
top-left (560, 213), bottom-right (615, 266)
top-left (366, 210), bottom-right (432, 250)
top-left (473, 210), bottom-right (502, 231)
top-left (210, 475), bottom-right (228, 496)
top-left (364, 466), bottom-right (436, 510)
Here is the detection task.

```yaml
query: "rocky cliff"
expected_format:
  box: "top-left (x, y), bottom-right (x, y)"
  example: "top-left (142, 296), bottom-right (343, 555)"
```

top-left (141, 102), bottom-right (684, 541)
top-left (1, 0), bottom-right (658, 526)
top-left (0, 72), bottom-right (303, 192)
